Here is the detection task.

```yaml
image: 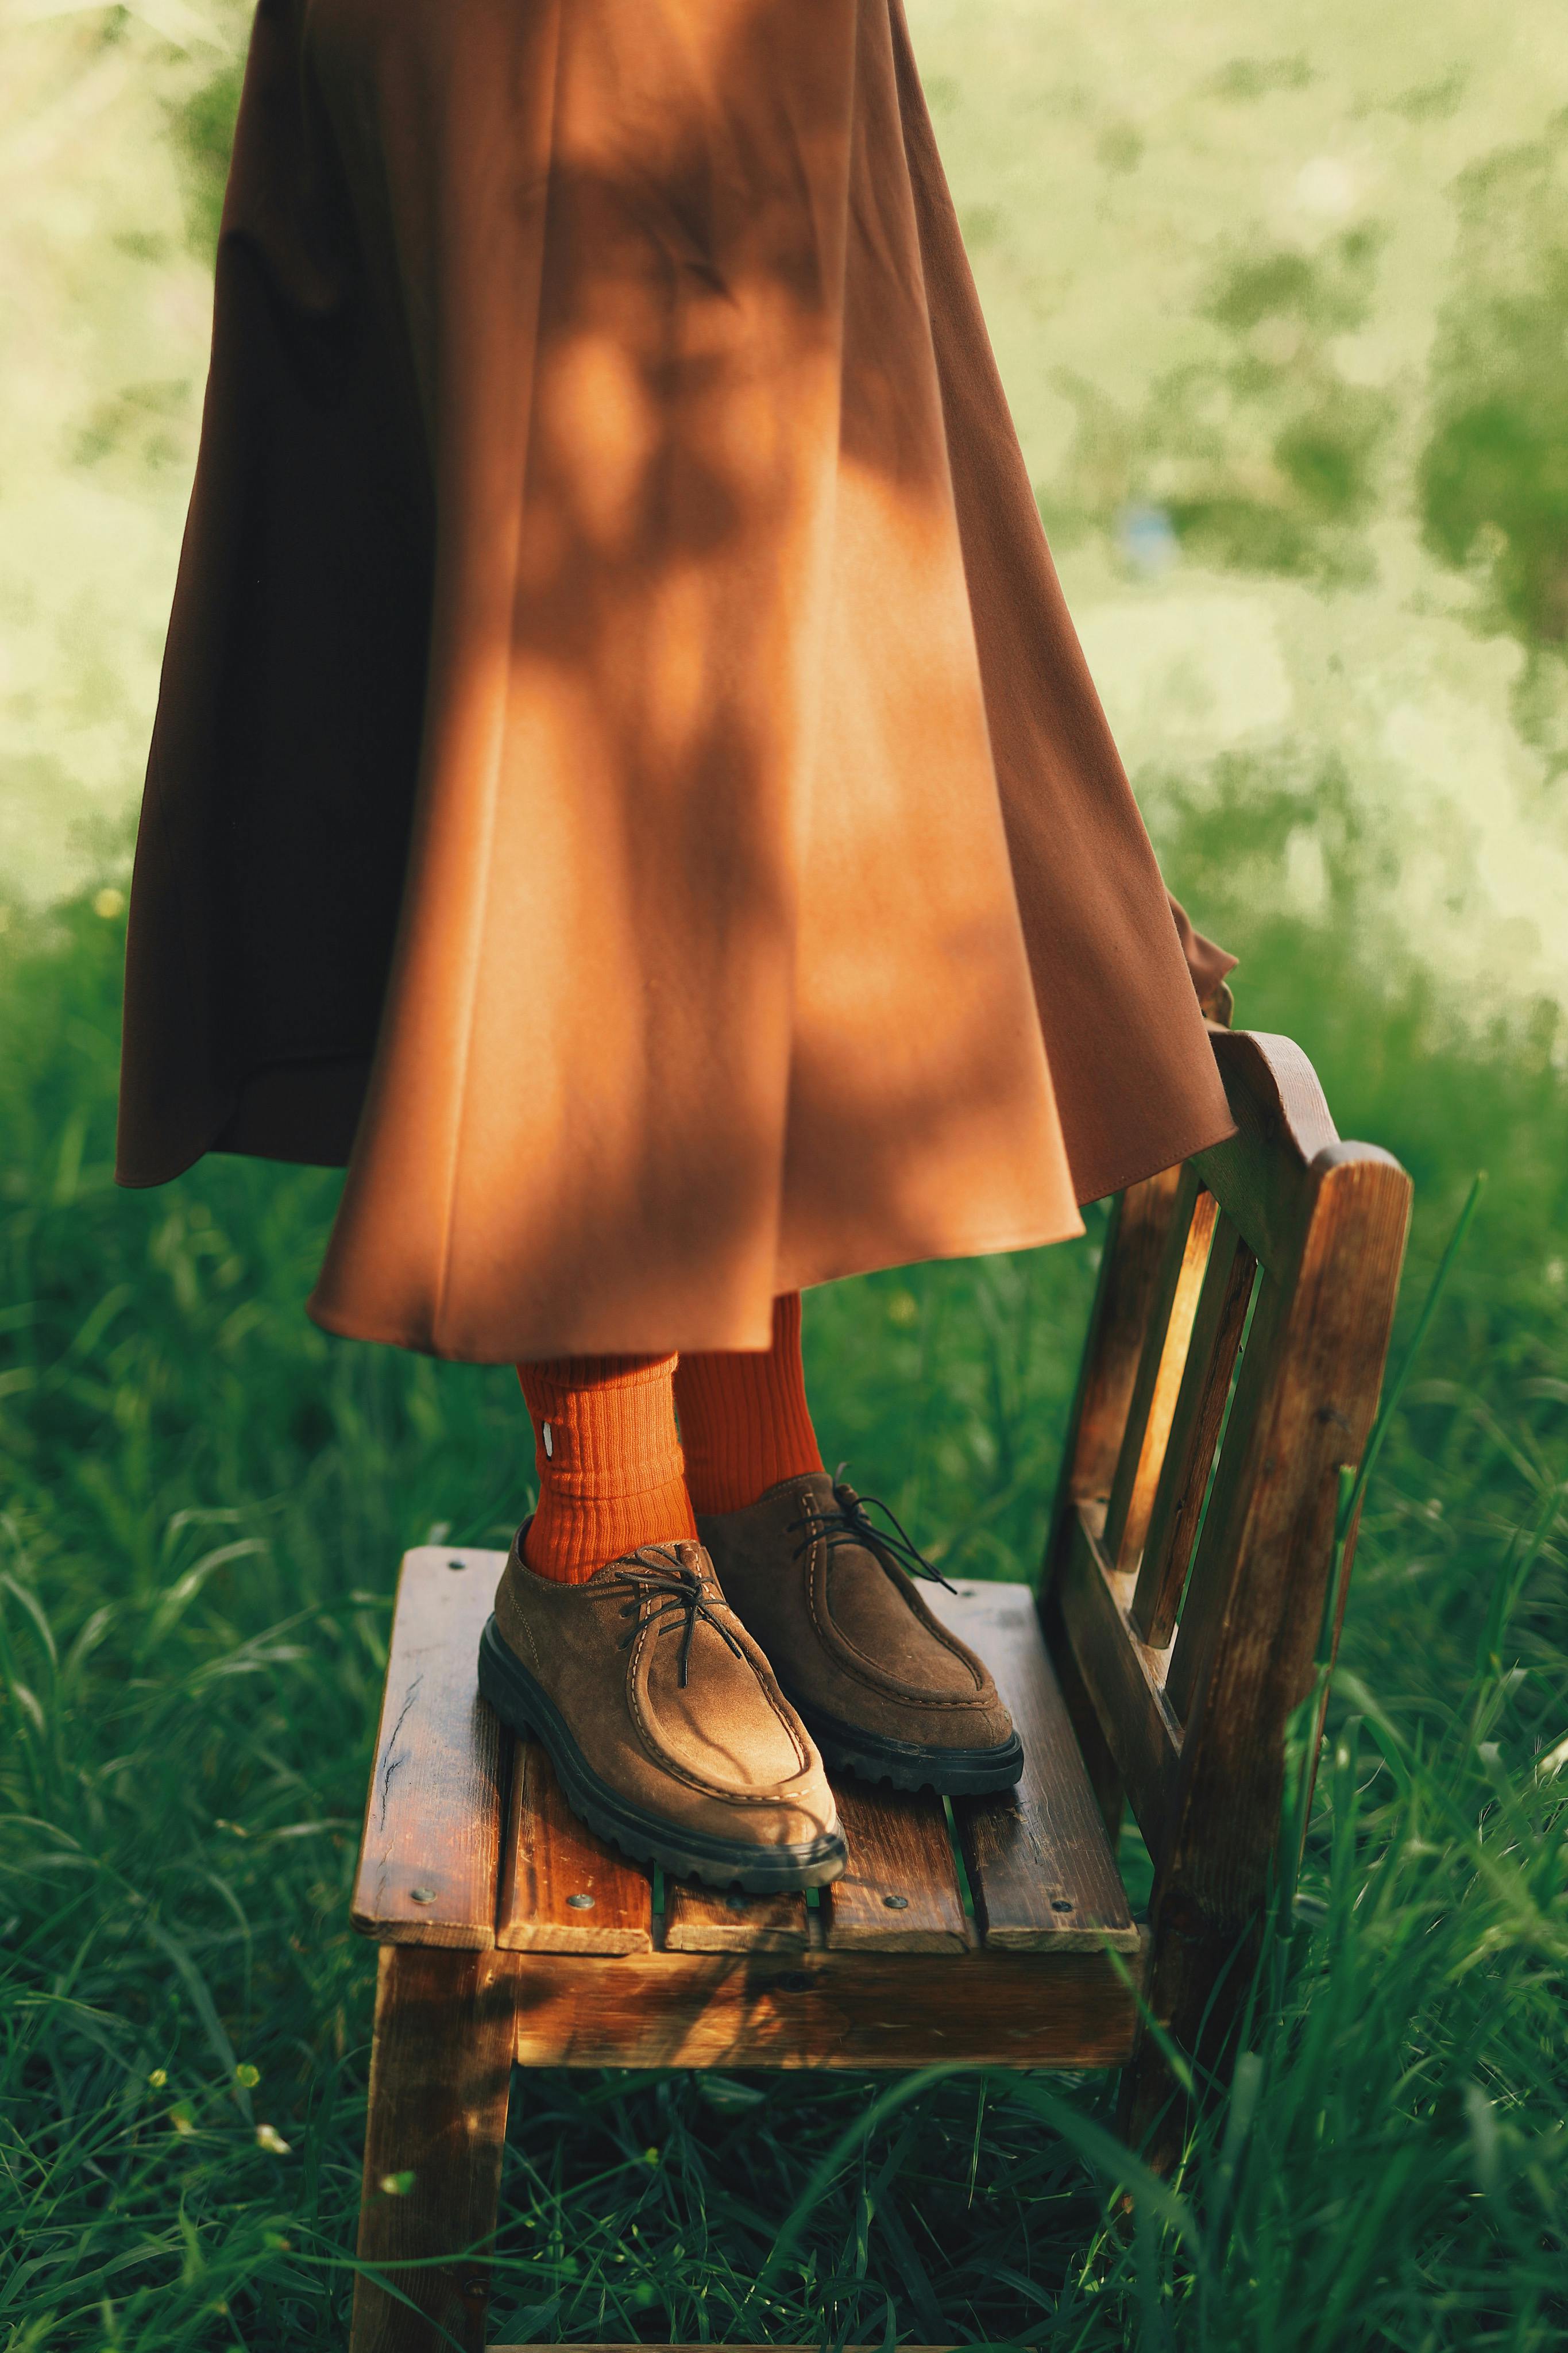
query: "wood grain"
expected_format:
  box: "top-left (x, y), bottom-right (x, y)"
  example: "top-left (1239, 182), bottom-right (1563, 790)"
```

top-left (1103, 1171), bottom-right (1217, 1571)
top-left (1051, 1511), bottom-right (1182, 1862)
top-left (497, 1738), bottom-right (653, 1954)
top-left (823, 1781), bottom-right (970, 1952)
top-left (929, 1581), bottom-right (1138, 1953)
top-left (351, 1944), bottom-right (515, 2353)
top-left (1131, 1214), bottom-right (1257, 1648)
top-left (662, 1881), bottom-right (810, 1952)
top-left (1122, 1188), bottom-right (1221, 1568)
top-left (1056, 1166), bottom-right (1185, 1521)
top-left (1193, 1029), bottom-right (1339, 1278)
top-left (509, 1941), bottom-right (1147, 2069)
top-left (1044, 1600), bottom-right (1125, 1846)
top-left (1126, 1140), bottom-right (1412, 2170)
top-left (1162, 1270), bottom-right (1291, 1725)
top-left (1168, 1148), bottom-right (1411, 1741)
top-left (1215, 1027), bottom-right (1337, 1158)
top-left (351, 1546), bottom-right (508, 1950)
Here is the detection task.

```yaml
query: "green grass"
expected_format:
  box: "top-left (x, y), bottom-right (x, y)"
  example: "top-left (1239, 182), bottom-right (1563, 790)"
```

top-left (2, 861), bottom-right (1565, 2350)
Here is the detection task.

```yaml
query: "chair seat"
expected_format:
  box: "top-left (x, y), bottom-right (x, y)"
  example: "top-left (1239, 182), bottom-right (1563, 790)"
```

top-left (350, 1549), bottom-right (1146, 2070)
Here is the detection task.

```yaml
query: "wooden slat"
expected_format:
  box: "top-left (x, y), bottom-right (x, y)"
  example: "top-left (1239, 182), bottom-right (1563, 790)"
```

top-left (1193, 1029), bottom-right (1339, 1276)
top-left (508, 1941), bottom-right (1148, 2069)
top-left (1038, 1163), bottom-right (1192, 1845)
top-left (497, 1738), bottom-right (653, 1954)
top-left (1046, 1603), bottom-right (1125, 1846)
top-left (1052, 1513), bottom-right (1183, 1860)
top-left (1131, 1214), bottom-right (1257, 1646)
top-left (663, 1881), bottom-right (809, 1952)
top-left (1165, 1148), bottom-right (1408, 1726)
top-left (823, 1783), bottom-right (969, 1953)
top-left (351, 1546), bottom-right (508, 1949)
top-left (1103, 1170), bottom-right (1216, 1570)
top-left (930, 1581), bottom-right (1139, 1952)
top-left (1163, 1270), bottom-right (1291, 1723)
top-left (1123, 1187), bottom-right (1221, 1566)
top-left (1063, 1166), bottom-right (1185, 1505)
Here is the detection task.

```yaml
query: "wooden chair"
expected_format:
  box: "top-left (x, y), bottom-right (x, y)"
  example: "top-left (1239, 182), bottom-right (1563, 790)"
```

top-left (346, 1026), bottom-right (1411, 2352)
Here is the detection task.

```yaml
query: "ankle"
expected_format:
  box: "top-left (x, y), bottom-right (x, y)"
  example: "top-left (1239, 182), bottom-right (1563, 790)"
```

top-left (521, 1486), bottom-right (697, 1585)
top-left (674, 1292), bottom-right (824, 1516)
top-left (517, 1349), bottom-right (696, 1585)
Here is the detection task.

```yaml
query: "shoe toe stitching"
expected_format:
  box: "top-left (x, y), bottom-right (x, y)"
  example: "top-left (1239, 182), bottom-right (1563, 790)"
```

top-left (813, 1579), bottom-right (988, 1706)
top-left (627, 1626), bottom-right (817, 1808)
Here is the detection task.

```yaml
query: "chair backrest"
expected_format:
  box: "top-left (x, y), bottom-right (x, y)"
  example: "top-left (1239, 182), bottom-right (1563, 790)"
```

top-left (1041, 1027), bottom-right (1412, 1957)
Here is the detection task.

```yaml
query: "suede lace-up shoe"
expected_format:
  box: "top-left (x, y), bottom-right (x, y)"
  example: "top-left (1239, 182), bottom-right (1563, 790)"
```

top-left (697, 1471), bottom-right (1023, 1795)
top-left (478, 1533), bottom-right (845, 1891)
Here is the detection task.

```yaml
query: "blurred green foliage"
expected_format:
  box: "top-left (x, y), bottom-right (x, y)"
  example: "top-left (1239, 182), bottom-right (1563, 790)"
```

top-left (169, 62), bottom-right (244, 260)
top-left (1044, 225), bottom-right (1397, 581)
top-left (1421, 121), bottom-right (1568, 647)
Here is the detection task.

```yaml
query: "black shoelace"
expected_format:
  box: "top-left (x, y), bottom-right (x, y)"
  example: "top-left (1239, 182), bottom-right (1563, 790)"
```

top-left (787, 1480), bottom-right (956, 1594)
top-left (608, 1548), bottom-right (747, 1689)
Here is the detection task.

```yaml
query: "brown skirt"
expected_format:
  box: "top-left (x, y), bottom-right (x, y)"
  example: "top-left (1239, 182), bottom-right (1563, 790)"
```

top-left (115, 0), bottom-right (1235, 1360)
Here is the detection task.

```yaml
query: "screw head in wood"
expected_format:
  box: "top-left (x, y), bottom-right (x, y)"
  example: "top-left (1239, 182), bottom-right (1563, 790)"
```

top-left (447, 1557), bottom-right (466, 1572)
top-left (410, 1886), bottom-right (437, 1904)
top-left (1052, 1898), bottom-right (1075, 1914)
top-left (566, 1892), bottom-right (595, 1910)
top-left (882, 1893), bottom-right (909, 1910)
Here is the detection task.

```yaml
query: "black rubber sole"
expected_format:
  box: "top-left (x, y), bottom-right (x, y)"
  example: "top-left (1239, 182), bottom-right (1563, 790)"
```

top-left (787, 1694), bottom-right (1026, 1796)
top-left (477, 1617), bottom-right (847, 1893)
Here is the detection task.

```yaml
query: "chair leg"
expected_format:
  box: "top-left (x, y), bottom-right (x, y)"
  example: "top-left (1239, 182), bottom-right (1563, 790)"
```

top-left (1116, 1903), bottom-right (1254, 2174)
top-left (1116, 2023), bottom-right (1186, 2177)
top-left (351, 1945), bottom-right (516, 2353)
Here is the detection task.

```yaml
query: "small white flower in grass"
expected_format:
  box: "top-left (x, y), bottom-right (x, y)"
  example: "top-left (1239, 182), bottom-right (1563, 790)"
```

top-left (147, 2067), bottom-right (167, 2088)
top-left (255, 2123), bottom-right (291, 2155)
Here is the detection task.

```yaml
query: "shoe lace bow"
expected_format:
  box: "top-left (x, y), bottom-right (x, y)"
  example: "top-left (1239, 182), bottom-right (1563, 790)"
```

top-left (788, 1477), bottom-right (956, 1594)
top-left (607, 1548), bottom-right (747, 1689)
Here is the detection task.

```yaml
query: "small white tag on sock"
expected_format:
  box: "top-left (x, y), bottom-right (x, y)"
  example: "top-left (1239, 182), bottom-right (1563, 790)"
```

top-left (542, 1421), bottom-right (554, 1459)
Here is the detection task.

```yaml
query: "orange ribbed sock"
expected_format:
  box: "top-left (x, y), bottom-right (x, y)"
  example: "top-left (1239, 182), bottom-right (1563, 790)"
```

top-left (516, 1353), bottom-right (697, 1584)
top-left (673, 1293), bottom-right (825, 1517)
